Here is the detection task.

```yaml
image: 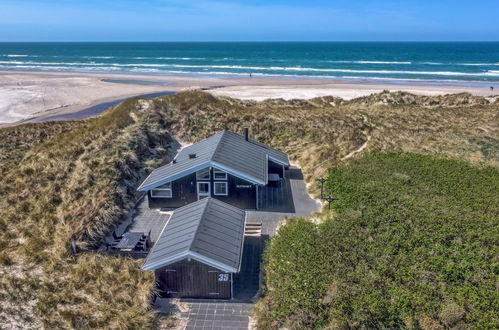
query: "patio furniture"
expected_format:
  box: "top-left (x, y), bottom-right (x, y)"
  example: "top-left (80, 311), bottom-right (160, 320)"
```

top-left (115, 232), bottom-right (146, 251)
top-left (105, 236), bottom-right (120, 247)
top-left (135, 231), bottom-right (152, 251)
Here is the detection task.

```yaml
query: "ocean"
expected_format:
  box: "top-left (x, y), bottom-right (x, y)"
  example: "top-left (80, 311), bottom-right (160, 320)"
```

top-left (1, 42), bottom-right (498, 84)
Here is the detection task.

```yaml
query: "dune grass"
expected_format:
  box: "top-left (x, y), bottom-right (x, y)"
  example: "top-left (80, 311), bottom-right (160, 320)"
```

top-left (0, 99), bottom-right (173, 328)
top-left (0, 91), bottom-right (497, 328)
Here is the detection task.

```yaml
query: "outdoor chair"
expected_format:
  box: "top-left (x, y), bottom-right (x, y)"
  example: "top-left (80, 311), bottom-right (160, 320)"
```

top-left (104, 236), bottom-right (120, 249)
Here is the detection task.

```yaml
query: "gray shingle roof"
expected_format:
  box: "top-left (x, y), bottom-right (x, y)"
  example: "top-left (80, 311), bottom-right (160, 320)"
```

top-left (137, 130), bottom-right (289, 191)
top-left (142, 198), bottom-right (246, 272)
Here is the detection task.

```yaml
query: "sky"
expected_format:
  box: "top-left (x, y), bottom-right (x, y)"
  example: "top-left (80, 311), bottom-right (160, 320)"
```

top-left (0, 0), bottom-right (498, 41)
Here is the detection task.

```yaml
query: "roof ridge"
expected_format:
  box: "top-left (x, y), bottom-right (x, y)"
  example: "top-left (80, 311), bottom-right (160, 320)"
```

top-left (188, 197), bottom-right (212, 253)
top-left (209, 130), bottom-right (228, 162)
top-left (226, 129), bottom-right (287, 158)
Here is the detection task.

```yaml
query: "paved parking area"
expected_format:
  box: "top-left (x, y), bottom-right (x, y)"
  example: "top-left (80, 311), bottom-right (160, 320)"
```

top-left (155, 299), bottom-right (253, 330)
top-left (180, 301), bottom-right (252, 330)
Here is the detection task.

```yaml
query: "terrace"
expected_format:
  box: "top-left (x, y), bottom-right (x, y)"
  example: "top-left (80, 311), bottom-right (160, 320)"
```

top-left (101, 165), bottom-right (320, 254)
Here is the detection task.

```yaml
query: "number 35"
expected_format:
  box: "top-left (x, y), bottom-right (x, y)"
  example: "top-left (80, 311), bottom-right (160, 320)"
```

top-left (218, 273), bottom-right (229, 282)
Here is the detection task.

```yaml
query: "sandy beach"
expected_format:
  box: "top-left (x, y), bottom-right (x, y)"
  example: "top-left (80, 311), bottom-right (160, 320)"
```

top-left (0, 70), bottom-right (496, 125)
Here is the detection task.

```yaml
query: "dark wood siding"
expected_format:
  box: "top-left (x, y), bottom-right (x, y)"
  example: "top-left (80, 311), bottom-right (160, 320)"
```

top-left (148, 173), bottom-right (197, 209)
top-left (156, 259), bottom-right (232, 299)
top-left (214, 173), bottom-right (256, 209)
top-left (148, 168), bottom-right (257, 210)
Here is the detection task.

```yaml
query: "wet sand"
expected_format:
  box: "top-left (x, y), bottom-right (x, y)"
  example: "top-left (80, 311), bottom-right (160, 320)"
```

top-left (28, 91), bottom-right (176, 123)
top-left (1, 70), bottom-right (495, 126)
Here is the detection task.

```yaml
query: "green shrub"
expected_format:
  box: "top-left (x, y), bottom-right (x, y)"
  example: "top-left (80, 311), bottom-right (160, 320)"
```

top-left (257, 218), bottom-right (330, 329)
top-left (258, 152), bottom-right (498, 329)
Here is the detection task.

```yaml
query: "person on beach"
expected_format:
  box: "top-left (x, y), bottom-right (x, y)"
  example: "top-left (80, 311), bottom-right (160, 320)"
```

top-left (491, 86), bottom-right (494, 91)
top-left (249, 72), bottom-right (252, 78)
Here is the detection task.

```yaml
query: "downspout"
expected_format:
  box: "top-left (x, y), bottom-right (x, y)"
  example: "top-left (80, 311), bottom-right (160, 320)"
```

top-left (231, 272), bottom-right (234, 300)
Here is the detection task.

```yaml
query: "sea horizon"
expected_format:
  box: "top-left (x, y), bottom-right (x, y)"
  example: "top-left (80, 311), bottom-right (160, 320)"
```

top-left (1, 41), bottom-right (498, 86)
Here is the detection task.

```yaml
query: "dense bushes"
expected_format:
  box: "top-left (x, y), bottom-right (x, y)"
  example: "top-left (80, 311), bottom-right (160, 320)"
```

top-left (257, 152), bottom-right (498, 329)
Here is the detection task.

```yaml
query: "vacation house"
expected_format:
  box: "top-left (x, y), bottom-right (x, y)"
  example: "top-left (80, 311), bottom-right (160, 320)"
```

top-left (142, 197), bottom-right (246, 299)
top-left (137, 129), bottom-right (289, 210)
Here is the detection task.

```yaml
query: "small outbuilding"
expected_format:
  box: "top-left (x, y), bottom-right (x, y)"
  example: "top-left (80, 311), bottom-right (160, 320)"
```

top-left (142, 197), bottom-right (246, 299)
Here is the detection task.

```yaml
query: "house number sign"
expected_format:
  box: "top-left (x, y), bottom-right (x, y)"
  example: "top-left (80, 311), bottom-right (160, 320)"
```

top-left (218, 273), bottom-right (229, 282)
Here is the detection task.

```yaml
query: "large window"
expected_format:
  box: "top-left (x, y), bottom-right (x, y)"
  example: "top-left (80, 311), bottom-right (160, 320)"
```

top-left (151, 182), bottom-right (172, 198)
top-left (214, 182), bottom-right (228, 196)
top-left (196, 168), bottom-right (210, 180)
top-left (197, 182), bottom-right (210, 198)
top-left (213, 168), bottom-right (228, 180)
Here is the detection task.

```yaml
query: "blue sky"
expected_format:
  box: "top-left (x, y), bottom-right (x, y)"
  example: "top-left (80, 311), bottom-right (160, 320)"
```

top-left (0, 0), bottom-right (498, 41)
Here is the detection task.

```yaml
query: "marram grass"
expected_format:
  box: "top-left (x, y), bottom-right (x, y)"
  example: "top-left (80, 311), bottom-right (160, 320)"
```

top-left (0, 91), bottom-right (497, 328)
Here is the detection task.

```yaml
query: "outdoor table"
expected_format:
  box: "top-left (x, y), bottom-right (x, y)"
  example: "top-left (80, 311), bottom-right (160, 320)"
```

top-left (115, 232), bottom-right (144, 251)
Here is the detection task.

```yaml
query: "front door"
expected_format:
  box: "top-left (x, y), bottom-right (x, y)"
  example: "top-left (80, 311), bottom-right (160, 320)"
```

top-left (197, 181), bottom-right (210, 200)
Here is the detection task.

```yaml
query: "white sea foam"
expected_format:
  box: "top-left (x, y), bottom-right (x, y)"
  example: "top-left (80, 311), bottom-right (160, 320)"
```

top-left (156, 57), bottom-right (206, 60)
top-left (165, 63), bottom-right (499, 77)
top-left (83, 56), bottom-right (115, 59)
top-left (2, 59), bottom-right (499, 79)
top-left (111, 63), bottom-right (170, 67)
top-left (5, 54), bottom-right (29, 57)
top-left (0, 60), bottom-right (106, 66)
top-left (326, 60), bottom-right (412, 64)
top-left (457, 63), bottom-right (496, 66)
top-left (355, 61), bottom-right (412, 64)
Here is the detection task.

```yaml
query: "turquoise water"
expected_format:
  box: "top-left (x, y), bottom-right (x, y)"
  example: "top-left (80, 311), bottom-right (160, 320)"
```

top-left (1, 42), bottom-right (498, 84)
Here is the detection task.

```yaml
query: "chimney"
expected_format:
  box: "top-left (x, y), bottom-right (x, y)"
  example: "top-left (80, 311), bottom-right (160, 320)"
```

top-left (243, 127), bottom-right (249, 141)
top-left (188, 153), bottom-right (197, 159)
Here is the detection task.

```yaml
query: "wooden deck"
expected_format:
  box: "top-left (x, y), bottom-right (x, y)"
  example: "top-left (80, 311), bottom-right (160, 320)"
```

top-left (249, 166), bottom-right (321, 236)
top-left (126, 197), bottom-right (171, 243)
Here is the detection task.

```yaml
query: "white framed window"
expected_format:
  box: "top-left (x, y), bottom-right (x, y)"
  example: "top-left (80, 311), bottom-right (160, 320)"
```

top-left (213, 168), bottom-right (228, 180)
top-left (196, 168), bottom-right (210, 180)
top-left (151, 182), bottom-right (172, 198)
top-left (197, 181), bottom-right (210, 199)
top-left (214, 182), bottom-right (228, 196)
